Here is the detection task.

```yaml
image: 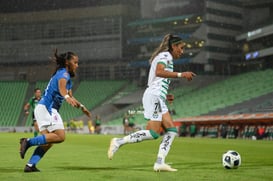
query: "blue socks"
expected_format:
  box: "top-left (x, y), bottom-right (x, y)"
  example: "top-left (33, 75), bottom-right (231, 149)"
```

top-left (28, 146), bottom-right (46, 166)
top-left (26, 135), bottom-right (47, 166)
top-left (28, 135), bottom-right (47, 146)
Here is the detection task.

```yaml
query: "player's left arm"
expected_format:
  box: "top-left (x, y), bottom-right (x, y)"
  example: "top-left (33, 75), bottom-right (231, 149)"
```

top-left (68, 89), bottom-right (91, 118)
top-left (59, 78), bottom-right (78, 107)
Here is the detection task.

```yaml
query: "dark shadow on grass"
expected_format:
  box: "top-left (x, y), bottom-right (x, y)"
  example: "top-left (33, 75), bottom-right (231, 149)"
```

top-left (57, 166), bottom-right (119, 171)
top-left (57, 162), bottom-right (225, 171)
top-left (172, 162), bottom-right (221, 170)
top-left (241, 162), bottom-right (273, 169)
top-left (0, 167), bottom-right (24, 173)
top-left (56, 164), bottom-right (153, 172)
top-left (173, 161), bottom-right (273, 170)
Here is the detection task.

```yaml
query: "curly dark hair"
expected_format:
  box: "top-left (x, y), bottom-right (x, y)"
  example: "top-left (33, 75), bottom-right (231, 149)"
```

top-left (51, 49), bottom-right (77, 77)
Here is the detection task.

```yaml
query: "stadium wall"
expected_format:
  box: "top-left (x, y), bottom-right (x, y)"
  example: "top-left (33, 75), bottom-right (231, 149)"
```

top-left (0, 5), bottom-right (138, 63)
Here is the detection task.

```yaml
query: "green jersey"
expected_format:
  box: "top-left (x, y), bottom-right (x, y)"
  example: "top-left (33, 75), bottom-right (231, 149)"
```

top-left (28, 96), bottom-right (40, 109)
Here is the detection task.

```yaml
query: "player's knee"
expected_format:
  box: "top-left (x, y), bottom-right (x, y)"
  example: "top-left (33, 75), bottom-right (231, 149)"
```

top-left (59, 135), bottom-right (66, 142)
top-left (55, 133), bottom-right (65, 143)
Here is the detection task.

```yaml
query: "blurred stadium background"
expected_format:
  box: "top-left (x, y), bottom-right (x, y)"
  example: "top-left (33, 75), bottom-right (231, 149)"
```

top-left (0, 0), bottom-right (273, 138)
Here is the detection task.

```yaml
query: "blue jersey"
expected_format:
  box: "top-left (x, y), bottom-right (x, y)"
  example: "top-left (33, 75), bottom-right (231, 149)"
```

top-left (39, 68), bottom-right (72, 114)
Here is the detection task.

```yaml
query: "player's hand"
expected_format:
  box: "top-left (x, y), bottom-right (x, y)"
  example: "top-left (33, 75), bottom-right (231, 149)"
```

top-left (65, 97), bottom-right (78, 107)
top-left (81, 106), bottom-right (91, 118)
top-left (182, 72), bottom-right (196, 81)
top-left (166, 94), bottom-right (174, 104)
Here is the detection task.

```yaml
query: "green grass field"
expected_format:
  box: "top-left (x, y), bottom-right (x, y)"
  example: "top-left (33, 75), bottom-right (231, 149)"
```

top-left (0, 133), bottom-right (272, 181)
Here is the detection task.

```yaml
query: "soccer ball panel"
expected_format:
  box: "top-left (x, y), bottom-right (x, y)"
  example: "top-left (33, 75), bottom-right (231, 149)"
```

top-left (222, 150), bottom-right (241, 169)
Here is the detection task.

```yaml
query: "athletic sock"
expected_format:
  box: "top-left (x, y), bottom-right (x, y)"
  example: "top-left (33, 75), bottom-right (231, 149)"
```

top-left (116, 130), bottom-right (159, 145)
top-left (28, 146), bottom-right (46, 166)
top-left (156, 128), bottom-right (177, 164)
top-left (28, 135), bottom-right (47, 146)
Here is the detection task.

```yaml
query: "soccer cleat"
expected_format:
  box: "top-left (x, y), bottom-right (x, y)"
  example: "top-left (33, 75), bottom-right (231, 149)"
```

top-left (19, 138), bottom-right (30, 159)
top-left (24, 165), bottom-right (40, 172)
top-left (107, 138), bottom-right (120, 160)
top-left (153, 163), bottom-right (178, 172)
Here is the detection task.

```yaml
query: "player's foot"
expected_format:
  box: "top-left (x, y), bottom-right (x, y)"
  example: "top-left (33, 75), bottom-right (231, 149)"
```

top-left (19, 138), bottom-right (30, 159)
top-left (153, 163), bottom-right (177, 172)
top-left (24, 164), bottom-right (40, 172)
top-left (108, 138), bottom-right (120, 160)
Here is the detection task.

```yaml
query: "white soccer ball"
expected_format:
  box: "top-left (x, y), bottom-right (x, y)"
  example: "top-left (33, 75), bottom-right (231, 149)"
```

top-left (222, 150), bottom-right (241, 169)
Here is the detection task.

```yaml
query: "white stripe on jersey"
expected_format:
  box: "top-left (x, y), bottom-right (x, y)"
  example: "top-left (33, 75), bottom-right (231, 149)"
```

top-left (147, 51), bottom-right (173, 100)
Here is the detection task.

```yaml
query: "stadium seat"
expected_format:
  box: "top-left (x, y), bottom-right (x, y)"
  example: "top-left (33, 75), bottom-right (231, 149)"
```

top-left (0, 81), bottom-right (28, 126)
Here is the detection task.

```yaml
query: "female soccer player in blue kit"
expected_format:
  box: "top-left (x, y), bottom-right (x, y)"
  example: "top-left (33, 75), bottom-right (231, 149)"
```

top-left (108, 34), bottom-right (196, 172)
top-left (19, 50), bottom-right (91, 172)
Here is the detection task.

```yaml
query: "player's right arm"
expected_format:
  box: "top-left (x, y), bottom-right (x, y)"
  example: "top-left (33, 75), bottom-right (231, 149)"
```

top-left (23, 102), bottom-right (30, 115)
top-left (156, 63), bottom-right (196, 81)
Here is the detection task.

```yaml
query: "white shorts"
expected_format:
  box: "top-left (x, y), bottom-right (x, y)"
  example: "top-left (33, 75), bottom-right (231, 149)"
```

top-left (34, 104), bottom-right (64, 132)
top-left (142, 89), bottom-right (168, 121)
